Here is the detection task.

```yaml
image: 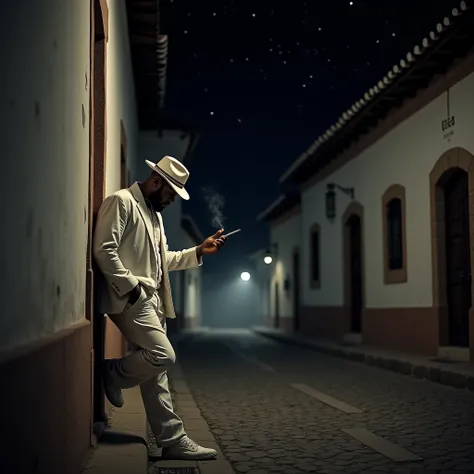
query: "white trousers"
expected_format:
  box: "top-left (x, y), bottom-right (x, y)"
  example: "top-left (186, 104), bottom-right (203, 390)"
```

top-left (108, 288), bottom-right (185, 447)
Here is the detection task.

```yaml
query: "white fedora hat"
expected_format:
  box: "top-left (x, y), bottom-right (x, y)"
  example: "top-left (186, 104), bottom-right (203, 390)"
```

top-left (145, 155), bottom-right (190, 200)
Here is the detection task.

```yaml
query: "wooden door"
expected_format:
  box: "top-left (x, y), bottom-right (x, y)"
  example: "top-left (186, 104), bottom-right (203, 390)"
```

top-left (89, 0), bottom-right (107, 428)
top-left (348, 215), bottom-right (363, 333)
top-left (444, 170), bottom-right (471, 347)
top-left (293, 249), bottom-right (300, 332)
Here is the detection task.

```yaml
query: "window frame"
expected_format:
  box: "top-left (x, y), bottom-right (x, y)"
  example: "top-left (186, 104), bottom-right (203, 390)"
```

top-left (382, 184), bottom-right (407, 284)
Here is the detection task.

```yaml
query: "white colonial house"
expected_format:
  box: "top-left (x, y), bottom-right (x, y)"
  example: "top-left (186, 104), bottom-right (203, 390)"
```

top-left (256, 195), bottom-right (302, 332)
top-left (0, 1), bottom-right (202, 473)
top-left (258, 1), bottom-right (474, 364)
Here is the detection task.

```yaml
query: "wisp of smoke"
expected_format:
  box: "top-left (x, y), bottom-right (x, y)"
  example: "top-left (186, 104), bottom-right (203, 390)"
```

top-left (201, 186), bottom-right (226, 229)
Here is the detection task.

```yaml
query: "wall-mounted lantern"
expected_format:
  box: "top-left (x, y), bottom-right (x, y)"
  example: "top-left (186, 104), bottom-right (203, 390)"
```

top-left (264, 243), bottom-right (278, 265)
top-left (325, 183), bottom-right (355, 220)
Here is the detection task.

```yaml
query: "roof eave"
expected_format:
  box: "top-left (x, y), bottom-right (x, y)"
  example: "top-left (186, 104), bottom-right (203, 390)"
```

top-left (279, 0), bottom-right (473, 186)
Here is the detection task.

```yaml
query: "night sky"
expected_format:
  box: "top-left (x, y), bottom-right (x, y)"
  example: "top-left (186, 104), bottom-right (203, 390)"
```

top-left (160, 0), bottom-right (462, 273)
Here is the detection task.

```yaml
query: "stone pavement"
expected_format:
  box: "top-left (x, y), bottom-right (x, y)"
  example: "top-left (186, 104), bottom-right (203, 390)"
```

top-left (170, 328), bottom-right (474, 474)
top-left (253, 326), bottom-right (474, 392)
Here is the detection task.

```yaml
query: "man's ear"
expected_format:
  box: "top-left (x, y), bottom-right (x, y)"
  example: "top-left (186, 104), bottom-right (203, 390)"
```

top-left (152, 173), bottom-right (163, 188)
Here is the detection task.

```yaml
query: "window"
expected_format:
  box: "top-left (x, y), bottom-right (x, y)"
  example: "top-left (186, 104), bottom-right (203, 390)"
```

top-left (382, 185), bottom-right (407, 284)
top-left (310, 224), bottom-right (321, 288)
top-left (386, 198), bottom-right (403, 270)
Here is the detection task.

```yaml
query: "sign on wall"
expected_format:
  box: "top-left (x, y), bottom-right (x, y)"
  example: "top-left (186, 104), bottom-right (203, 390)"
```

top-left (442, 88), bottom-right (455, 142)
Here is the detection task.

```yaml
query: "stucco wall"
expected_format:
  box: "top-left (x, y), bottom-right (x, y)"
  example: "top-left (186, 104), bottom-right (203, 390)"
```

top-left (0, 0), bottom-right (91, 351)
top-left (105, 0), bottom-right (139, 195)
top-left (269, 212), bottom-right (302, 319)
top-left (301, 71), bottom-right (474, 309)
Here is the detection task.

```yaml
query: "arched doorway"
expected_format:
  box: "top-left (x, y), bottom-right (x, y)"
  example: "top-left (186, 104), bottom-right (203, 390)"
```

top-left (342, 202), bottom-right (365, 341)
top-left (292, 248), bottom-right (300, 332)
top-left (430, 148), bottom-right (474, 357)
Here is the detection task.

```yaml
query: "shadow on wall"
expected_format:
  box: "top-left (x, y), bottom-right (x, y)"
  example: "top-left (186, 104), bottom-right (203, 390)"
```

top-left (202, 270), bottom-right (259, 329)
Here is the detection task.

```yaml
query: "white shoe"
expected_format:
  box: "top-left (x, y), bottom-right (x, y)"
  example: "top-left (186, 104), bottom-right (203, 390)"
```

top-left (161, 435), bottom-right (217, 460)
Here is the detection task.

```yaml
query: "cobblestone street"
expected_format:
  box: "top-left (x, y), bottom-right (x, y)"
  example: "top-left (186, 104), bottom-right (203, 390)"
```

top-left (171, 329), bottom-right (474, 474)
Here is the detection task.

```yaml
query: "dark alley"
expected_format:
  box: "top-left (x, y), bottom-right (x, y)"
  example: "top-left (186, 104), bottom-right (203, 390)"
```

top-left (146, 329), bottom-right (474, 473)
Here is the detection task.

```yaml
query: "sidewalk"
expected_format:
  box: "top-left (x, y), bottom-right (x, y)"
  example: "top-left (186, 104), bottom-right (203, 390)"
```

top-left (82, 359), bottom-right (234, 474)
top-left (82, 387), bottom-right (148, 474)
top-left (253, 326), bottom-right (474, 392)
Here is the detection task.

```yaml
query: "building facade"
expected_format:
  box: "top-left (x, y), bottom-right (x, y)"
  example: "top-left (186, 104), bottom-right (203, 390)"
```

top-left (257, 196), bottom-right (302, 332)
top-left (0, 1), bottom-right (201, 473)
top-left (258, 1), bottom-right (474, 363)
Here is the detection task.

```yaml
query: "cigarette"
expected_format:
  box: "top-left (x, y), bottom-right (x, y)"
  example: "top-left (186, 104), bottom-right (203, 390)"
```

top-left (223, 228), bottom-right (241, 238)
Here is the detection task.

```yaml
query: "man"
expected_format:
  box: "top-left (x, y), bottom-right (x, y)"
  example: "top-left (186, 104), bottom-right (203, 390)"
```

top-left (93, 155), bottom-right (226, 460)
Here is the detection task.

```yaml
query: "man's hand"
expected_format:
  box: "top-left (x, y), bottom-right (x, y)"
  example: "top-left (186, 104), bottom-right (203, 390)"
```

top-left (197, 229), bottom-right (227, 257)
top-left (127, 283), bottom-right (142, 305)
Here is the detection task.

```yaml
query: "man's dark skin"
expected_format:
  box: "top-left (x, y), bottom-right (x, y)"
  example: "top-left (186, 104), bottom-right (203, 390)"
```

top-left (127, 171), bottom-right (227, 305)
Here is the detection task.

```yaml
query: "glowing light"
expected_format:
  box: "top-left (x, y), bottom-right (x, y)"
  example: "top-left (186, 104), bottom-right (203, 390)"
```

top-left (264, 256), bottom-right (273, 265)
top-left (241, 272), bottom-right (251, 281)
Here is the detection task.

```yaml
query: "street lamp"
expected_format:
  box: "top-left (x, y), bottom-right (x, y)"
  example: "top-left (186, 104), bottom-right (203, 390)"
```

top-left (264, 255), bottom-right (273, 265)
top-left (241, 271), bottom-right (251, 281)
top-left (325, 183), bottom-right (355, 220)
top-left (263, 243), bottom-right (278, 264)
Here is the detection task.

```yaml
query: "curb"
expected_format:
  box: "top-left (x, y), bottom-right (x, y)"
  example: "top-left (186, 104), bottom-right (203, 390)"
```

top-left (253, 326), bottom-right (474, 392)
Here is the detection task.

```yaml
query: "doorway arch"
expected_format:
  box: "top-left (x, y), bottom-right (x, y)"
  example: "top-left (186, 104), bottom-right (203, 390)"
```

top-left (342, 201), bottom-right (365, 338)
top-left (430, 147), bottom-right (474, 353)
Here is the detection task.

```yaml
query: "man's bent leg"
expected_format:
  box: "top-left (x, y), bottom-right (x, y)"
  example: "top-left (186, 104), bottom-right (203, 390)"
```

top-left (108, 294), bottom-right (175, 390)
top-left (141, 371), bottom-right (185, 447)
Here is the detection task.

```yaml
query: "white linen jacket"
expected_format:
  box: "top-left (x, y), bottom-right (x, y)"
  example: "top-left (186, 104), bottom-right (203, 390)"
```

top-left (93, 182), bottom-right (202, 317)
